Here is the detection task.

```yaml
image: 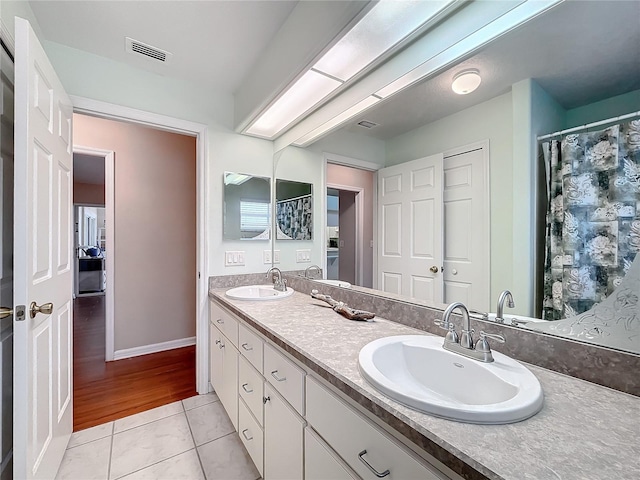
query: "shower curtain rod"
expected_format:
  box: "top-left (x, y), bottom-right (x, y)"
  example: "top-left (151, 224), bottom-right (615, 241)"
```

top-left (537, 110), bottom-right (640, 141)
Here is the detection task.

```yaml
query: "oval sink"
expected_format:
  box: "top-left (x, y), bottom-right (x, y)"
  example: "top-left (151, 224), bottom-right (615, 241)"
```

top-left (316, 279), bottom-right (352, 288)
top-left (226, 285), bottom-right (294, 301)
top-left (358, 335), bottom-right (543, 424)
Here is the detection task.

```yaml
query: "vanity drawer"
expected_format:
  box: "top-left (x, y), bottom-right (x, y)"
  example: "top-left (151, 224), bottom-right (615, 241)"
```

top-left (210, 302), bottom-right (238, 347)
top-left (238, 355), bottom-right (264, 426)
top-left (238, 397), bottom-right (264, 478)
top-left (264, 343), bottom-right (305, 415)
top-left (306, 376), bottom-right (448, 480)
top-left (238, 323), bottom-right (264, 374)
top-left (305, 427), bottom-right (359, 480)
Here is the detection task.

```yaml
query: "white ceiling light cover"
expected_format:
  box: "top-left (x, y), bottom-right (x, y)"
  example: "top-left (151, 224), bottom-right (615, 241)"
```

top-left (451, 69), bottom-right (481, 94)
top-left (247, 70), bottom-right (341, 138)
top-left (313, 0), bottom-right (453, 82)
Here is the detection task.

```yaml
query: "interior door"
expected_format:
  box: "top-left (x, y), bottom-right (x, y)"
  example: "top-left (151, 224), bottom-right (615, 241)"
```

top-left (442, 147), bottom-right (490, 311)
top-left (14, 17), bottom-right (74, 479)
top-left (377, 154), bottom-right (443, 301)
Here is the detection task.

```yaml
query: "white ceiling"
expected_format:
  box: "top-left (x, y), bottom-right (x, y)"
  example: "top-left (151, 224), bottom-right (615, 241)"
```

top-left (29, 0), bottom-right (299, 94)
top-left (341, 0), bottom-right (640, 140)
top-left (74, 153), bottom-right (105, 185)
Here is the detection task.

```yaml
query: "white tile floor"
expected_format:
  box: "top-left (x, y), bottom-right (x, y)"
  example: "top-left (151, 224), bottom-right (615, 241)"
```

top-left (55, 393), bottom-right (261, 480)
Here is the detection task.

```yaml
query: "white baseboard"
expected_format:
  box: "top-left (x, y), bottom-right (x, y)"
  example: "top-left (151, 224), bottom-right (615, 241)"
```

top-left (113, 336), bottom-right (196, 361)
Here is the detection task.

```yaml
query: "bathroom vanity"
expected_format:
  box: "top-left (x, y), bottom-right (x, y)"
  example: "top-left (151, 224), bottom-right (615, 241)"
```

top-left (208, 286), bottom-right (639, 480)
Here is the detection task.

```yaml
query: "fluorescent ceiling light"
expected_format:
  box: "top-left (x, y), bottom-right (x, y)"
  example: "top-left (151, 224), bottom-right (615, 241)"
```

top-left (313, 0), bottom-right (454, 82)
top-left (375, 0), bottom-right (561, 98)
top-left (451, 69), bottom-right (481, 94)
top-left (246, 70), bottom-right (341, 138)
top-left (246, 0), bottom-right (456, 139)
top-left (293, 96), bottom-right (380, 147)
top-left (224, 172), bottom-right (252, 186)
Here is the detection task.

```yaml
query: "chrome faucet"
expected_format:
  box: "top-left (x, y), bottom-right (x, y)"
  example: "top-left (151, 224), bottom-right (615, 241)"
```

top-left (496, 290), bottom-right (515, 323)
top-left (435, 301), bottom-right (505, 363)
top-left (304, 265), bottom-right (321, 279)
top-left (266, 267), bottom-right (287, 292)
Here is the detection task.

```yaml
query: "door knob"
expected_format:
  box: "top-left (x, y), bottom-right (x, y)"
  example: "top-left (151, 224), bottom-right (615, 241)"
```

top-left (29, 302), bottom-right (53, 319)
top-left (0, 307), bottom-right (12, 320)
top-left (430, 266), bottom-right (439, 273)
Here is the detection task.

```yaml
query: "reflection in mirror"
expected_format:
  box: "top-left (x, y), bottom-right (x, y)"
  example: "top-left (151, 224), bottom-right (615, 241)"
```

top-left (223, 172), bottom-right (270, 240)
top-left (297, 1), bottom-right (640, 354)
top-left (275, 179), bottom-right (313, 240)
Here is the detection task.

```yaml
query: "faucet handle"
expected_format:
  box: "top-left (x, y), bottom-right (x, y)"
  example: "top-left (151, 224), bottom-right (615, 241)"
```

top-left (434, 319), bottom-right (449, 331)
top-left (479, 331), bottom-right (505, 343)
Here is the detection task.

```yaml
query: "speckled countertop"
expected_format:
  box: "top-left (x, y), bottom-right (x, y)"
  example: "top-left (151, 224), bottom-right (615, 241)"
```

top-left (209, 288), bottom-right (640, 480)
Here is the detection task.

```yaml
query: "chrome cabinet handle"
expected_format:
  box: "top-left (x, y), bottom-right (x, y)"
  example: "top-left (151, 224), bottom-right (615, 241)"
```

top-left (241, 429), bottom-right (253, 441)
top-left (358, 450), bottom-right (390, 478)
top-left (263, 396), bottom-right (270, 404)
top-left (218, 342), bottom-right (225, 349)
top-left (271, 370), bottom-right (286, 382)
top-left (214, 339), bottom-right (221, 345)
top-left (216, 318), bottom-right (224, 324)
top-left (241, 343), bottom-right (253, 351)
top-left (241, 383), bottom-right (253, 394)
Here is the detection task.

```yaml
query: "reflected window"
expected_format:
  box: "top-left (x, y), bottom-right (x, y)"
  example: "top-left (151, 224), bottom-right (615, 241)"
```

top-left (240, 200), bottom-right (270, 234)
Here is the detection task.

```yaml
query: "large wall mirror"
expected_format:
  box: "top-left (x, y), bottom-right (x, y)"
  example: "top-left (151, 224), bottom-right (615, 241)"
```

top-left (223, 172), bottom-right (271, 240)
top-left (284, 1), bottom-right (640, 356)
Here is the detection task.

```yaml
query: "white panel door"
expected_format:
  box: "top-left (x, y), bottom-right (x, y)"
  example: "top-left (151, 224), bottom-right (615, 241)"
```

top-left (442, 147), bottom-right (489, 311)
top-left (377, 154), bottom-right (443, 302)
top-left (14, 18), bottom-right (74, 479)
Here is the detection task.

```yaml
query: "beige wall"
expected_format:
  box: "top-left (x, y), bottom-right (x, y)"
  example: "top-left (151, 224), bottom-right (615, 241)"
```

top-left (73, 113), bottom-right (197, 351)
top-left (326, 164), bottom-right (375, 288)
top-left (73, 181), bottom-right (105, 205)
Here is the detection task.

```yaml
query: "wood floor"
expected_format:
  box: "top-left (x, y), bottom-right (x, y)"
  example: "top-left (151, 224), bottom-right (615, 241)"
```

top-left (73, 295), bottom-right (197, 431)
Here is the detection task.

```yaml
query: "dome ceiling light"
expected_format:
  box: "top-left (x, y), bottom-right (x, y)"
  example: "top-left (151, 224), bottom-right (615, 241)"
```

top-left (451, 69), bottom-right (481, 95)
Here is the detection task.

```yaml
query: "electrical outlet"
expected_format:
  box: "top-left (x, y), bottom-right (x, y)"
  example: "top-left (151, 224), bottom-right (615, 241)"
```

top-left (225, 250), bottom-right (245, 266)
top-left (296, 249), bottom-right (311, 263)
top-left (263, 250), bottom-right (272, 264)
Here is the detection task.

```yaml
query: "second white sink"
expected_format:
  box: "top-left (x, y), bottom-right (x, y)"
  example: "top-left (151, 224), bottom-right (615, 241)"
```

top-left (358, 335), bottom-right (543, 424)
top-left (226, 285), bottom-right (293, 301)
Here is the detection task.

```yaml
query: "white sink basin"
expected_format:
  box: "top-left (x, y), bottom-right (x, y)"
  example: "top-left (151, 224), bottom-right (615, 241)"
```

top-left (316, 279), bottom-right (352, 288)
top-left (226, 285), bottom-right (294, 301)
top-left (358, 335), bottom-right (543, 424)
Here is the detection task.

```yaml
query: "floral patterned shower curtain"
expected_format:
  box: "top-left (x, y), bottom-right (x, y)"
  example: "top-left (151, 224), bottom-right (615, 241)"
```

top-left (542, 120), bottom-right (640, 320)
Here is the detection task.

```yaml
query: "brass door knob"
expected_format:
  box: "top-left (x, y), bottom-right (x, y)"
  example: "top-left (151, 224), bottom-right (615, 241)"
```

top-left (30, 302), bottom-right (53, 319)
top-left (430, 266), bottom-right (439, 273)
top-left (0, 307), bottom-right (13, 320)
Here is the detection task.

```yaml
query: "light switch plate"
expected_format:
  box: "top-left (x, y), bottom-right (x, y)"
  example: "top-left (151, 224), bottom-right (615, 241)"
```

top-left (263, 250), bottom-right (272, 264)
top-left (225, 250), bottom-right (245, 267)
top-left (296, 249), bottom-right (311, 263)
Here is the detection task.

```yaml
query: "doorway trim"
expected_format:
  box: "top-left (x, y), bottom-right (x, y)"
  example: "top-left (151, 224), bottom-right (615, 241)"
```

top-left (72, 146), bottom-right (115, 359)
top-left (70, 95), bottom-right (210, 394)
top-left (326, 183), bottom-right (364, 285)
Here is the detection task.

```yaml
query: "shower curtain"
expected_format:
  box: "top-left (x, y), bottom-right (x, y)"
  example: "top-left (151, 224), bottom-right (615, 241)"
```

top-left (541, 120), bottom-right (640, 320)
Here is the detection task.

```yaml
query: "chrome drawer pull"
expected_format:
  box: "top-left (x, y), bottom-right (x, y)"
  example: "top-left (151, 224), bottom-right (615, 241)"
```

top-left (242, 383), bottom-right (253, 394)
top-left (218, 342), bottom-right (225, 349)
top-left (215, 340), bottom-right (221, 345)
top-left (358, 450), bottom-right (390, 478)
top-left (263, 396), bottom-right (270, 404)
top-left (241, 343), bottom-right (253, 351)
top-left (271, 370), bottom-right (286, 382)
top-left (241, 429), bottom-right (253, 441)
top-left (216, 318), bottom-right (224, 324)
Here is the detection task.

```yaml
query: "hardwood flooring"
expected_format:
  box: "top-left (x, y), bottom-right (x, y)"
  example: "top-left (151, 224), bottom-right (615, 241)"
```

top-left (73, 295), bottom-right (196, 431)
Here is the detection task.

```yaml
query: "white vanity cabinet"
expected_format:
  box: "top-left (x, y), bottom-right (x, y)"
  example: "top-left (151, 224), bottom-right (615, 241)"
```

top-left (209, 298), bottom-right (456, 480)
top-left (264, 383), bottom-right (305, 479)
top-left (209, 302), bottom-right (239, 430)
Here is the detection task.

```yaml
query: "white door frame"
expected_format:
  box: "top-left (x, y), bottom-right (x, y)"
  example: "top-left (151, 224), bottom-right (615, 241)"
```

top-left (322, 153), bottom-right (379, 286)
top-left (72, 146), bottom-right (115, 359)
top-left (326, 183), bottom-right (364, 285)
top-left (71, 96), bottom-right (210, 394)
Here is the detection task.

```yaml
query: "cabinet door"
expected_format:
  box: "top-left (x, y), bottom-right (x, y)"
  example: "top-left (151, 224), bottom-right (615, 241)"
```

top-left (264, 384), bottom-right (304, 480)
top-left (305, 427), bottom-right (358, 480)
top-left (209, 323), bottom-right (224, 393)
top-left (220, 339), bottom-right (239, 430)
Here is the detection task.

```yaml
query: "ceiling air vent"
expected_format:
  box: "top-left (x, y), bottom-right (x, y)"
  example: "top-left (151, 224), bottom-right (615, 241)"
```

top-left (357, 120), bottom-right (379, 129)
top-left (125, 37), bottom-right (172, 63)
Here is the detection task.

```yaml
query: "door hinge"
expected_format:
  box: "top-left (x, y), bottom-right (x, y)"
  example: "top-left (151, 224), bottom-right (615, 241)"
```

top-left (15, 305), bottom-right (26, 321)
top-left (198, 272), bottom-right (201, 279)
